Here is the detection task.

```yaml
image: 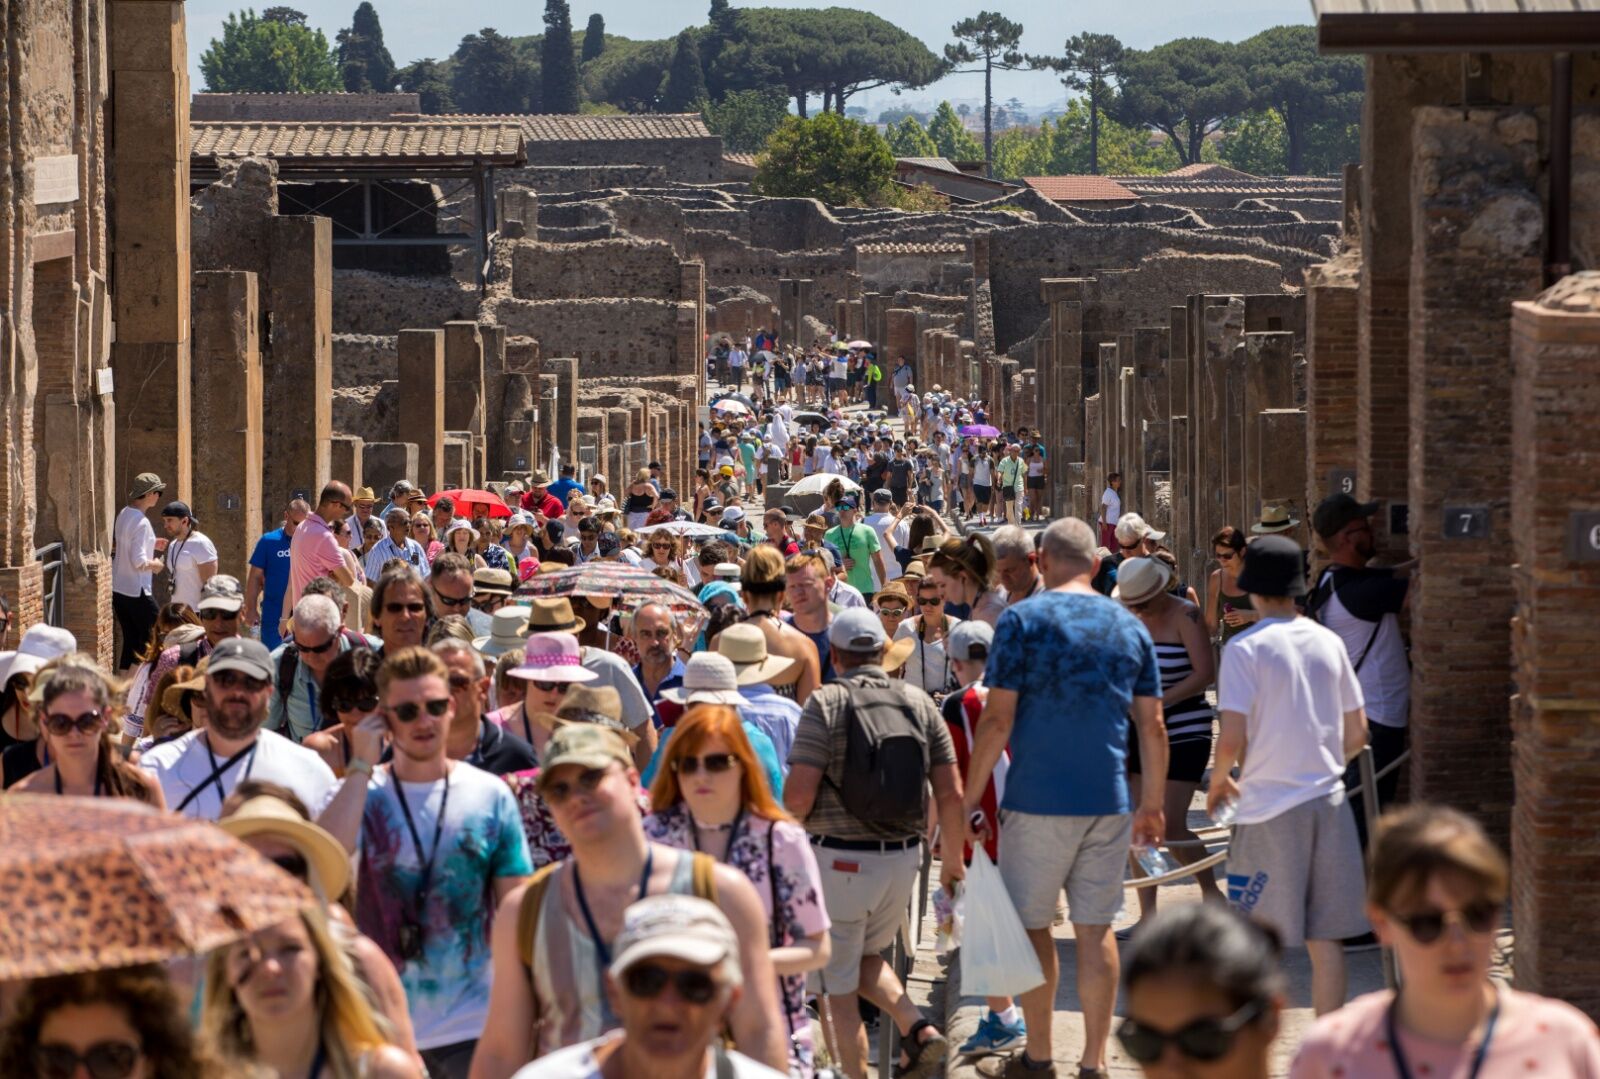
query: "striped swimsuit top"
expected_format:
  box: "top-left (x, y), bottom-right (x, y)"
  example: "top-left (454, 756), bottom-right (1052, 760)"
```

top-left (1154, 641), bottom-right (1214, 745)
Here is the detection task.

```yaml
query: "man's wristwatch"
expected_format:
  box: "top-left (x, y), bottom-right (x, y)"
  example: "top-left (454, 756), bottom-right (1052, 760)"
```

top-left (346, 756), bottom-right (374, 777)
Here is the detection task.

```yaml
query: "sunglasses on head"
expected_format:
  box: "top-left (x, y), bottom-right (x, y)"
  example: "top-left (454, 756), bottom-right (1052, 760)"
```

top-left (42, 710), bottom-right (104, 736)
top-left (199, 608), bottom-right (238, 621)
top-left (672, 752), bottom-right (738, 776)
top-left (621, 962), bottom-right (720, 1005)
top-left (331, 694), bottom-right (379, 714)
top-left (1389, 899), bottom-right (1499, 944)
top-left (35, 1042), bottom-right (142, 1079)
top-left (1116, 998), bottom-right (1263, 1064)
top-left (543, 764), bottom-right (614, 804)
top-left (531, 680), bottom-right (571, 693)
top-left (388, 698), bottom-right (450, 723)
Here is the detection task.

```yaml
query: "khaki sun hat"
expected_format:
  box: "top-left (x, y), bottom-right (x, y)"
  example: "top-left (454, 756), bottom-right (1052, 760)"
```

top-left (714, 623), bottom-right (797, 686)
top-left (219, 795), bottom-right (352, 902)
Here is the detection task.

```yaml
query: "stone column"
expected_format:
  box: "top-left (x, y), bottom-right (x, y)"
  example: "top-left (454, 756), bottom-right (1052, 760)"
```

top-left (398, 330), bottom-right (445, 492)
top-left (778, 279), bottom-right (812, 348)
top-left (1195, 297), bottom-right (1245, 553)
top-left (1509, 275), bottom-right (1600, 1017)
top-left (500, 372), bottom-right (534, 478)
top-left (885, 308), bottom-right (917, 371)
top-left (1040, 281), bottom-right (1084, 515)
top-left (1306, 255), bottom-right (1362, 521)
top-left (536, 378), bottom-right (557, 475)
top-left (545, 357), bottom-right (580, 464)
top-left (1098, 342), bottom-right (1121, 489)
top-left (191, 271), bottom-right (261, 579)
top-left (1083, 394), bottom-right (1103, 526)
top-left (482, 324), bottom-right (509, 473)
top-left (1256, 409), bottom-right (1308, 537)
top-left (1406, 106), bottom-right (1543, 841)
top-left (329, 436), bottom-right (363, 490)
top-left (1133, 327), bottom-right (1170, 484)
top-left (863, 292), bottom-right (887, 352)
top-left (364, 444), bottom-right (418, 494)
top-left (266, 215), bottom-right (332, 503)
top-left (443, 322), bottom-right (485, 479)
top-left (1242, 331), bottom-right (1297, 523)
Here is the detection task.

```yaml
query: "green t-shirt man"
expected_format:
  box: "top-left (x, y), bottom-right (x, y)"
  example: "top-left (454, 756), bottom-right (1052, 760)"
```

top-left (824, 515), bottom-right (882, 596)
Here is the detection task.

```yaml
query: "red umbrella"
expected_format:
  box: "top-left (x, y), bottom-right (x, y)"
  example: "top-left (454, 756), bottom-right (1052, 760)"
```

top-left (429, 488), bottom-right (514, 519)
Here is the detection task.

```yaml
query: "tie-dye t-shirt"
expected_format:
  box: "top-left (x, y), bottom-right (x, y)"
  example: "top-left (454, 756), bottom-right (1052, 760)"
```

top-left (357, 761), bottom-right (532, 1049)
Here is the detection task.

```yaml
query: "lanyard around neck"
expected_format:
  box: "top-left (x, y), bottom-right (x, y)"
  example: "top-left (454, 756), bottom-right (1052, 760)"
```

top-left (572, 847), bottom-right (653, 968)
top-left (392, 766), bottom-right (452, 916)
top-left (1386, 990), bottom-right (1499, 1079)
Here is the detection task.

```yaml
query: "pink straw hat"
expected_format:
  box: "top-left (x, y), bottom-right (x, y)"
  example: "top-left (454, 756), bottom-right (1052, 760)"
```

top-left (508, 631), bottom-right (599, 683)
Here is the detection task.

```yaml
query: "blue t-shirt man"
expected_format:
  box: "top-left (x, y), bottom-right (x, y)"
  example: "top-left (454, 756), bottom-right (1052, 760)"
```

top-left (985, 592), bottom-right (1159, 816)
top-left (248, 526), bottom-right (295, 650)
top-left (546, 475), bottom-right (585, 508)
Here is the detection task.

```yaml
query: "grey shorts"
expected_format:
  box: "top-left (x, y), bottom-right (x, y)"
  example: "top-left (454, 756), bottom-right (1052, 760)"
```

top-left (810, 843), bottom-right (923, 995)
top-left (1226, 789), bottom-right (1370, 947)
top-left (999, 811), bottom-right (1131, 929)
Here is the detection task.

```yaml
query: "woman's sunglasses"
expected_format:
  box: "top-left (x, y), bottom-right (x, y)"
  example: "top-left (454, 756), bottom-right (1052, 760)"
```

top-left (875, 604), bottom-right (908, 616)
top-left (621, 962), bottom-right (719, 1005)
top-left (672, 753), bottom-right (738, 776)
top-left (1389, 899), bottom-right (1499, 944)
top-left (35, 1042), bottom-right (142, 1079)
top-left (42, 710), bottom-right (104, 736)
top-left (330, 694), bottom-right (379, 714)
top-left (1116, 998), bottom-right (1262, 1064)
top-left (531, 680), bottom-right (571, 694)
top-left (388, 698), bottom-right (450, 723)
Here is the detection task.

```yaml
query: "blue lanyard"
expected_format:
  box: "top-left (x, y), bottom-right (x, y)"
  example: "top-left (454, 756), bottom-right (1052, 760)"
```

top-left (1386, 991), bottom-right (1499, 1079)
top-left (572, 848), bottom-right (653, 968)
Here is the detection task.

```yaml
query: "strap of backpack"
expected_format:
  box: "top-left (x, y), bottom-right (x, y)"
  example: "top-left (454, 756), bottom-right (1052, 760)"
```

top-left (275, 645), bottom-right (299, 732)
top-left (713, 1045), bottom-right (736, 1079)
top-left (517, 862), bottom-right (561, 971)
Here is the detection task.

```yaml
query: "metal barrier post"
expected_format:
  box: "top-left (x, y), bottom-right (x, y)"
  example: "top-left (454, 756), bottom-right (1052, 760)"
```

top-left (1358, 745), bottom-right (1402, 990)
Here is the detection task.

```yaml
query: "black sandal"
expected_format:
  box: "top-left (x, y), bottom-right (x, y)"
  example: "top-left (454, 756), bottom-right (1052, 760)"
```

top-left (895, 1018), bottom-right (949, 1079)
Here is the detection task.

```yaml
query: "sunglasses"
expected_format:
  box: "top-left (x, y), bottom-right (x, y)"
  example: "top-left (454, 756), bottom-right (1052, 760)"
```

top-left (388, 698), bottom-right (450, 723)
top-left (447, 672), bottom-right (475, 691)
top-left (199, 609), bottom-right (239, 622)
top-left (384, 602), bottom-right (427, 615)
top-left (531, 680), bottom-right (571, 693)
top-left (434, 592), bottom-right (473, 610)
top-left (330, 694), bottom-right (379, 714)
top-left (875, 604), bottom-right (908, 616)
top-left (621, 963), bottom-right (720, 1005)
top-left (1389, 899), bottom-right (1499, 944)
top-left (292, 635), bottom-right (336, 655)
top-left (42, 710), bottom-right (104, 736)
top-left (917, 596), bottom-right (941, 606)
top-left (543, 765), bottom-right (614, 804)
top-left (1118, 542), bottom-right (1143, 553)
top-left (1116, 999), bottom-right (1263, 1064)
top-left (270, 851), bottom-right (309, 882)
top-left (35, 1042), bottom-right (142, 1079)
top-left (672, 752), bottom-right (738, 776)
top-left (213, 670), bottom-right (270, 693)
top-left (1215, 551), bottom-right (1238, 562)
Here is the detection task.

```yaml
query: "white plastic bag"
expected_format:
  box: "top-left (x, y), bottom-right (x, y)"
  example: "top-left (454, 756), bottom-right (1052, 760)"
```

top-left (959, 847), bottom-right (1045, 998)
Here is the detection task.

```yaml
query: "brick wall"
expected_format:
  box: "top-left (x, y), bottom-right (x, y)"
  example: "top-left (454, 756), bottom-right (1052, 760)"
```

top-left (487, 297), bottom-right (689, 377)
top-left (1406, 107), bottom-right (1545, 840)
top-left (510, 239), bottom-right (683, 301)
top-left (1305, 253), bottom-right (1361, 522)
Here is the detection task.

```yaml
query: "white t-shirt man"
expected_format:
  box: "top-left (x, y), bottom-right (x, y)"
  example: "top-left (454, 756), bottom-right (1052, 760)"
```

top-left (831, 355), bottom-right (848, 381)
top-left (1218, 616), bottom-right (1365, 826)
top-left (164, 530), bottom-right (219, 609)
top-left (1100, 485), bottom-right (1122, 527)
top-left (864, 508), bottom-right (905, 588)
top-left (140, 727), bottom-right (337, 821)
top-left (113, 505), bottom-right (157, 598)
top-left (727, 348), bottom-right (748, 372)
top-left (513, 1030), bottom-right (783, 1079)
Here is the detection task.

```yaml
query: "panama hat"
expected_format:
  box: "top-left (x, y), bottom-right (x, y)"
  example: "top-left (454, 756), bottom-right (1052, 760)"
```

top-left (714, 624), bottom-right (797, 686)
top-left (524, 596), bottom-right (587, 634)
top-left (1250, 502), bottom-right (1301, 535)
top-left (220, 796), bottom-right (351, 902)
top-left (1113, 557), bottom-right (1175, 607)
top-left (473, 606), bottom-right (532, 658)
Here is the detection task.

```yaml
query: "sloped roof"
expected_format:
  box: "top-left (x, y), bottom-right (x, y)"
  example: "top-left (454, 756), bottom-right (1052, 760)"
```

top-left (429, 113), bottom-right (715, 142)
top-left (1165, 163), bottom-right (1260, 181)
top-left (895, 156), bottom-right (962, 174)
top-left (1022, 175), bottom-right (1140, 202)
top-left (856, 242), bottom-right (967, 256)
top-left (191, 121), bottom-right (526, 166)
top-left (723, 152), bottom-right (759, 169)
top-left (1311, 0), bottom-right (1600, 51)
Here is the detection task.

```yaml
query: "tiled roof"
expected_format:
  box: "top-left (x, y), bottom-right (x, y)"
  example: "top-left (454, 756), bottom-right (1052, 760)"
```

top-left (1022, 175), bottom-right (1140, 202)
top-left (723, 152), bottom-right (759, 168)
top-left (191, 121), bottom-right (526, 164)
top-left (856, 242), bottom-right (967, 256)
top-left (896, 156), bottom-right (962, 174)
top-left (429, 113), bottom-right (715, 142)
top-left (1165, 163), bottom-right (1259, 181)
top-left (1119, 177), bottom-right (1341, 196)
top-left (1312, 0), bottom-right (1600, 14)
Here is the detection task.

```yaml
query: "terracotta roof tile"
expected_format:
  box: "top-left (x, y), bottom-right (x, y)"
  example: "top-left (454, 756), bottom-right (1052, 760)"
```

top-left (1165, 162), bottom-right (1259, 180)
top-left (191, 121), bottom-right (526, 164)
top-left (856, 242), bottom-right (967, 256)
top-left (429, 113), bottom-right (715, 142)
top-left (1022, 175), bottom-right (1140, 202)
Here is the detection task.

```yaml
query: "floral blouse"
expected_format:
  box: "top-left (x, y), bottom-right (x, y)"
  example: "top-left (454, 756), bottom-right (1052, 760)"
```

top-left (503, 770), bottom-right (652, 870)
top-left (479, 543), bottom-right (513, 573)
top-left (642, 804), bottom-right (831, 1078)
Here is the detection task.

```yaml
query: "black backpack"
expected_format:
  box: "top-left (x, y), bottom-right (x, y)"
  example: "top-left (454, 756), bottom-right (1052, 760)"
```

top-left (825, 682), bottom-right (930, 823)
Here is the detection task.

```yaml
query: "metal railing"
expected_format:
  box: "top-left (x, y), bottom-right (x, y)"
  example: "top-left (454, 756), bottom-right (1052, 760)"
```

top-left (33, 543), bottom-right (64, 629)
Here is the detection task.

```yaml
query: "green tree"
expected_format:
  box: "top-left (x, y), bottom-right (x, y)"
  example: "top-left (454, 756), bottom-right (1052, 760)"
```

top-left (662, 29), bottom-right (709, 111)
top-left (452, 28), bottom-right (537, 113)
top-left (1111, 37), bottom-right (1250, 165)
top-left (703, 87), bottom-right (790, 152)
top-left (926, 100), bottom-right (982, 161)
top-left (1034, 32), bottom-right (1123, 174)
top-left (1216, 109), bottom-right (1285, 175)
top-left (943, 11), bottom-right (1026, 176)
top-left (396, 57), bottom-right (456, 113)
top-left (200, 8), bottom-right (341, 92)
top-left (335, 2), bottom-right (395, 92)
top-left (582, 13), bottom-right (606, 62)
top-left (886, 116), bottom-right (938, 157)
top-left (582, 37), bottom-right (672, 112)
top-left (701, 0), bottom-right (741, 101)
top-left (990, 123), bottom-right (1049, 179)
top-left (541, 0), bottom-right (580, 113)
top-left (753, 112), bottom-right (894, 205)
top-left (1239, 24), bottom-right (1362, 175)
top-left (878, 104), bottom-right (929, 126)
top-left (990, 104), bottom-right (1179, 180)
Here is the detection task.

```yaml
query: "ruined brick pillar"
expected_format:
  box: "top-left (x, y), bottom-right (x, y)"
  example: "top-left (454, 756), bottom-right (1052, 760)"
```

top-left (885, 308), bottom-right (917, 374)
top-left (1193, 297), bottom-right (1245, 552)
top-left (1407, 106), bottom-right (1544, 841)
top-left (191, 271), bottom-right (262, 578)
top-left (863, 293), bottom-right (887, 352)
top-left (109, 0), bottom-right (192, 505)
top-left (267, 215), bottom-right (332, 503)
top-left (443, 322), bottom-right (485, 481)
top-left (1097, 342), bottom-right (1121, 493)
top-left (778, 279), bottom-right (812, 349)
top-left (1306, 256), bottom-right (1361, 525)
top-left (1241, 331), bottom-right (1296, 524)
top-left (1133, 327), bottom-right (1170, 485)
top-left (1040, 280), bottom-right (1085, 516)
top-left (679, 261), bottom-right (706, 400)
top-left (1256, 410), bottom-right (1307, 545)
top-left (536, 378), bottom-right (558, 474)
top-left (1509, 275), bottom-right (1600, 1018)
top-left (500, 373), bottom-right (535, 479)
top-left (329, 437), bottom-right (363, 491)
top-left (834, 299), bottom-right (850, 338)
top-left (398, 330), bottom-right (445, 492)
top-left (1083, 393), bottom-right (1103, 525)
top-left (545, 358), bottom-right (580, 465)
top-left (364, 443), bottom-right (418, 494)
top-left (482, 325), bottom-right (509, 474)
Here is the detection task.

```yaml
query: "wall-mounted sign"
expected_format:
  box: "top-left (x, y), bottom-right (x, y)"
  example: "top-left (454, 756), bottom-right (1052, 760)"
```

top-left (1441, 506), bottom-right (1489, 540)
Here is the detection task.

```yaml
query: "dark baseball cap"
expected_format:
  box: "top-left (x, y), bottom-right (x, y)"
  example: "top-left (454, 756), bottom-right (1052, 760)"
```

top-left (1312, 493), bottom-right (1380, 539)
top-left (659, 488), bottom-right (678, 502)
top-left (161, 500), bottom-right (194, 520)
top-left (1235, 535), bottom-right (1307, 598)
top-left (205, 637), bottom-right (274, 681)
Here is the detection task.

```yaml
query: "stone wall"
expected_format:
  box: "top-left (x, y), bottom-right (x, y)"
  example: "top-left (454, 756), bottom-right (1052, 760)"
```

top-left (332, 268), bottom-right (479, 334)
top-left (510, 239), bottom-right (683, 301)
top-left (519, 137), bottom-right (723, 184)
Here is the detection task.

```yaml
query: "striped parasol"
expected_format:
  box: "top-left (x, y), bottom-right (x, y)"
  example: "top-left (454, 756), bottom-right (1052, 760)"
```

top-left (515, 562), bottom-right (709, 634)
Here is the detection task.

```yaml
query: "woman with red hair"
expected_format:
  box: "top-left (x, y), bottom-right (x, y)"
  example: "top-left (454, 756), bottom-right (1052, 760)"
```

top-left (645, 704), bottom-right (832, 1077)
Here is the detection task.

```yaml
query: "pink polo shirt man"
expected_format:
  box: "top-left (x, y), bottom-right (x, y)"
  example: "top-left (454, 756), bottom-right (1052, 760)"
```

top-left (285, 511), bottom-right (343, 612)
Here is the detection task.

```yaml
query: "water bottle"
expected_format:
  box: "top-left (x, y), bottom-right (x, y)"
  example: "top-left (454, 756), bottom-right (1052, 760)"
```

top-left (1134, 844), bottom-right (1178, 879)
top-left (1211, 797), bottom-right (1239, 827)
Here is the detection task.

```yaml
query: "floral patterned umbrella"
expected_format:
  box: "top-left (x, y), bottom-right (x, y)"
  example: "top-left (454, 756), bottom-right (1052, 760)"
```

top-left (0, 795), bottom-right (314, 981)
top-left (514, 562), bottom-right (708, 633)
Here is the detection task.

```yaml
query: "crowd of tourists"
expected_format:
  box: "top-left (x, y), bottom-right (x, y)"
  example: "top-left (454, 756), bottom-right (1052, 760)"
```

top-left (2, 360), bottom-right (1596, 1079)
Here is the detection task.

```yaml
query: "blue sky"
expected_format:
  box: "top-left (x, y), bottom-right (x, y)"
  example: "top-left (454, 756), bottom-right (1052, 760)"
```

top-left (185, 0), bottom-right (1314, 111)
